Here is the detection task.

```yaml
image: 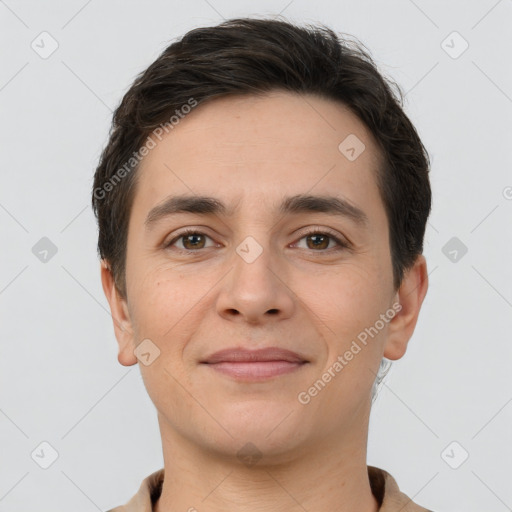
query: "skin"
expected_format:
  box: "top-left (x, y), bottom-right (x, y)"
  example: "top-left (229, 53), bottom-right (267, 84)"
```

top-left (101, 90), bottom-right (428, 512)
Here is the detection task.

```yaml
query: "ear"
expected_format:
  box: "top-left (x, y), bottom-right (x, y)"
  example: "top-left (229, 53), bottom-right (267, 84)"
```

top-left (383, 254), bottom-right (429, 361)
top-left (100, 260), bottom-right (138, 366)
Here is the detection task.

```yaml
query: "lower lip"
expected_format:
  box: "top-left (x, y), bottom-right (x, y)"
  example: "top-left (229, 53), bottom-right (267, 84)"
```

top-left (204, 361), bottom-right (307, 380)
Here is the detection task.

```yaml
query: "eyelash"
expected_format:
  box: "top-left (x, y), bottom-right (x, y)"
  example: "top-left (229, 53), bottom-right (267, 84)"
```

top-left (164, 227), bottom-right (350, 255)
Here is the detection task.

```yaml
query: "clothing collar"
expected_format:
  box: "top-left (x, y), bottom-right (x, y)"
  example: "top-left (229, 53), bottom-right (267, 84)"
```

top-left (108, 465), bottom-right (432, 512)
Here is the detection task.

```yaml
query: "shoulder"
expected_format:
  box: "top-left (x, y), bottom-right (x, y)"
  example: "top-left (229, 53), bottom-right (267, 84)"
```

top-left (368, 465), bottom-right (435, 512)
top-left (103, 468), bottom-right (165, 512)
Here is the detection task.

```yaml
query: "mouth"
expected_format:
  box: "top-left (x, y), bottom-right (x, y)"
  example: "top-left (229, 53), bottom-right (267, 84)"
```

top-left (200, 347), bottom-right (309, 381)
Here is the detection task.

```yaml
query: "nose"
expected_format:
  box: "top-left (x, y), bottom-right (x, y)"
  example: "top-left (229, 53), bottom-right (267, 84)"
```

top-left (215, 237), bottom-right (295, 325)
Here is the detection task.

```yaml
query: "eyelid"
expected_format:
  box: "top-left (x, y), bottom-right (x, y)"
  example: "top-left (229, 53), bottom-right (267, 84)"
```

top-left (294, 225), bottom-right (349, 243)
top-left (164, 225), bottom-right (351, 253)
top-left (291, 226), bottom-right (351, 251)
top-left (163, 227), bottom-right (217, 250)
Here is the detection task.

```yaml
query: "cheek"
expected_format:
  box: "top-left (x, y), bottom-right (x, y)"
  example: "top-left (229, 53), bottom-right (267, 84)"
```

top-left (130, 268), bottom-right (210, 347)
top-left (296, 261), bottom-right (391, 366)
top-left (301, 260), bottom-right (385, 320)
top-left (132, 273), bottom-right (201, 400)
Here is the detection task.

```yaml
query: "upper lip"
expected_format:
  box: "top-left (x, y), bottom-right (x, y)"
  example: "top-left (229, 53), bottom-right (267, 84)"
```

top-left (201, 347), bottom-right (307, 364)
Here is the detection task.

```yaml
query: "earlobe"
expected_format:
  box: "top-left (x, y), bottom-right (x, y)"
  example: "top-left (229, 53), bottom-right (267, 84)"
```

top-left (383, 255), bottom-right (429, 361)
top-left (100, 260), bottom-right (138, 366)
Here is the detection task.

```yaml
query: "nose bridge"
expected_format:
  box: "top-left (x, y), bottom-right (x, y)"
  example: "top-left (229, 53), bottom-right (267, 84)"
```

top-left (231, 227), bottom-right (275, 286)
top-left (230, 198), bottom-right (276, 267)
top-left (216, 223), bottom-right (294, 321)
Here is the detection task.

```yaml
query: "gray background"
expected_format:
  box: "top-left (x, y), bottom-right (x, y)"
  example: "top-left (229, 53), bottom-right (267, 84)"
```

top-left (1, 1), bottom-right (511, 511)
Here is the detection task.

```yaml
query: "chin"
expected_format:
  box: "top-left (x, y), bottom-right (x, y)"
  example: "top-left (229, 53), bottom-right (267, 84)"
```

top-left (209, 403), bottom-right (306, 448)
top-left (205, 426), bottom-right (306, 467)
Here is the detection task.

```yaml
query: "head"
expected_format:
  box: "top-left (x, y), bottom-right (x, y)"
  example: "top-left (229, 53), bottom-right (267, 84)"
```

top-left (93, 17), bottom-right (430, 460)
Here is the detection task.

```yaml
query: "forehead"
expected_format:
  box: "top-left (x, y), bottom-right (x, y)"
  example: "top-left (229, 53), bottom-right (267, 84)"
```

top-left (132, 90), bottom-right (385, 229)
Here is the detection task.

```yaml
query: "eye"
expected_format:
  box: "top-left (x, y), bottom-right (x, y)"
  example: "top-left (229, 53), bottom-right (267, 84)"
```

top-left (292, 228), bottom-right (349, 252)
top-left (165, 229), bottom-right (216, 253)
top-left (164, 227), bottom-right (350, 254)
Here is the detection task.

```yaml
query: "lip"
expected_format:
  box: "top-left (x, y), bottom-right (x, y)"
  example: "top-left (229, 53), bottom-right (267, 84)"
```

top-left (201, 347), bottom-right (308, 381)
top-left (201, 347), bottom-right (307, 364)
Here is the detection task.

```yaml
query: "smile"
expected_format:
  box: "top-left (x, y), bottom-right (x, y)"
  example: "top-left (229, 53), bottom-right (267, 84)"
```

top-left (203, 360), bottom-right (308, 381)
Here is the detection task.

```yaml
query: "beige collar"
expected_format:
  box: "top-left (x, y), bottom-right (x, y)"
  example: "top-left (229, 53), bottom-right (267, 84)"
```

top-left (107, 465), bottom-right (433, 512)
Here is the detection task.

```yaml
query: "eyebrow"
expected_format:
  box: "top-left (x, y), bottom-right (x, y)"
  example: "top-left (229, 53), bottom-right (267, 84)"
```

top-left (144, 193), bottom-right (369, 230)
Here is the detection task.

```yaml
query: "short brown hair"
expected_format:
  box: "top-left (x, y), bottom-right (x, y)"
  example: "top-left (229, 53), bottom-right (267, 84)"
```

top-left (92, 16), bottom-right (432, 299)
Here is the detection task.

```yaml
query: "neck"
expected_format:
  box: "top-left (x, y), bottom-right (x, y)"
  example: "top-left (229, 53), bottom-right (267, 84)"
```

top-left (154, 414), bottom-right (379, 512)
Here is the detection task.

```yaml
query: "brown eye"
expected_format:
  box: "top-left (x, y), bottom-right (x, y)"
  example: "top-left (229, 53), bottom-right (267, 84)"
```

top-left (165, 230), bottom-right (214, 252)
top-left (294, 228), bottom-right (348, 252)
top-left (305, 233), bottom-right (331, 250)
top-left (181, 233), bottom-right (206, 250)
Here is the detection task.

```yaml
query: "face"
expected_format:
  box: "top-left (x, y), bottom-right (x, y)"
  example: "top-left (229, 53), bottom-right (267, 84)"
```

top-left (102, 90), bottom-right (427, 461)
